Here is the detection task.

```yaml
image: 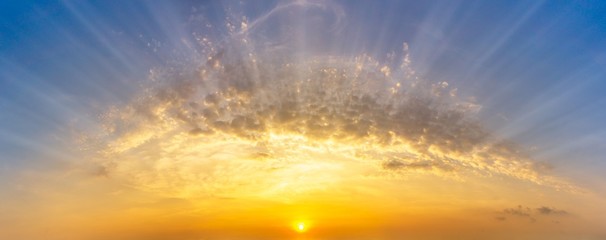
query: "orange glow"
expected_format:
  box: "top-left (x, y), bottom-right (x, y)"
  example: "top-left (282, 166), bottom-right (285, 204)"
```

top-left (3, 2), bottom-right (606, 239)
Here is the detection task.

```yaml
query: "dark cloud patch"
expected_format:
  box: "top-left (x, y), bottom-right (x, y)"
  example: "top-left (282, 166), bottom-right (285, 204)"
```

top-left (90, 164), bottom-right (110, 178)
top-left (382, 160), bottom-right (407, 170)
top-left (500, 205), bottom-right (571, 222)
top-left (537, 206), bottom-right (569, 216)
top-left (504, 205), bottom-right (532, 217)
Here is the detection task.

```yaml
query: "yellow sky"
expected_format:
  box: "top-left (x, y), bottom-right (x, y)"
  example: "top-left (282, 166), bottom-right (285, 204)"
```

top-left (3, 117), bottom-right (605, 239)
top-left (2, 155), bottom-right (604, 240)
top-left (2, 42), bottom-right (606, 240)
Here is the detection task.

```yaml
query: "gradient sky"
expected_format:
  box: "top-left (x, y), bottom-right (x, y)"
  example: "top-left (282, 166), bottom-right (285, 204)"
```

top-left (1, 1), bottom-right (606, 239)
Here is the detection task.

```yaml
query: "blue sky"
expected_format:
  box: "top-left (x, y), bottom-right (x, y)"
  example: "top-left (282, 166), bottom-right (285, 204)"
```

top-left (3, 0), bottom-right (605, 181)
top-left (1, 1), bottom-right (606, 238)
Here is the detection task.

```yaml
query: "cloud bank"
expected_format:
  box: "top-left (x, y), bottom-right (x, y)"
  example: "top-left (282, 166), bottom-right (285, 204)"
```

top-left (77, 13), bottom-right (576, 199)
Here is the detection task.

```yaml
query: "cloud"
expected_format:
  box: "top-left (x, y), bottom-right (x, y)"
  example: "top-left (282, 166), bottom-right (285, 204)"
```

top-left (498, 205), bottom-right (570, 222)
top-left (536, 206), bottom-right (569, 216)
top-left (382, 159), bottom-right (455, 172)
top-left (504, 205), bottom-right (532, 217)
top-left (90, 164), bottom-right (110, 178)
top-left (77, 25), bottom-right (578, 198)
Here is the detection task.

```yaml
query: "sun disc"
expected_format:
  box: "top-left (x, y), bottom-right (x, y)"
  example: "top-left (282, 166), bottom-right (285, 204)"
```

top-left (296, 222), bottom-right (306, 233)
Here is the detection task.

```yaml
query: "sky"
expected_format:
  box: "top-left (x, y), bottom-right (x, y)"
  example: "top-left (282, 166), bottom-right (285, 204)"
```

top-left (1, 0), bottom-right (606, 239)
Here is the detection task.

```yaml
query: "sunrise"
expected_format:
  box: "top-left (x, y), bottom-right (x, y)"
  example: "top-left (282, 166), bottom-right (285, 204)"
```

top-left (1, 1), bottom-right (606, 239)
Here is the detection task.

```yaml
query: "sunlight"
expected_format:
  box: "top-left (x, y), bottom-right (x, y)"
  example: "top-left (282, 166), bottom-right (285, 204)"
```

top-left (295, 221), bottom-right (307, 233)
top-left (2, 1), bottom-right (606, 240)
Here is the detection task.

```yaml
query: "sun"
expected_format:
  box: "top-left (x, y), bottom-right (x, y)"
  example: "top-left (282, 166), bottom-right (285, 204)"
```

top-left (296, 222), bottom-right (307, 233)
